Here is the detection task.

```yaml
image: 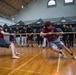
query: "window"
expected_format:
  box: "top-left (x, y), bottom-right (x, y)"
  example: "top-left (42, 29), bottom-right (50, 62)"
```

top-left (47, 0), bottom-right (56, 8)
top-left (65, 0), bottom-right (73, 3)
top-left (64, 0), bottom-right (74, 5)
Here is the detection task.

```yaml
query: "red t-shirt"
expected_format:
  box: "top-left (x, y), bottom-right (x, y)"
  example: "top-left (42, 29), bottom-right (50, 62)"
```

top-left (0, 28), bottom-right (4, 40)
top-left (42, 26), bottom-right (58, 41)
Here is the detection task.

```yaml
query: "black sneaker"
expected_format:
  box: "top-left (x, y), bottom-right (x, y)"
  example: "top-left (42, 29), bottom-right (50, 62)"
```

top-left (31, 45), bottom-right (34, 48)
top-left (43, 47), bottom-right (45, 49)
top-left (26, 45), bottom-right (29, 48)
top-left (22, 45), bottom-right (24, 47)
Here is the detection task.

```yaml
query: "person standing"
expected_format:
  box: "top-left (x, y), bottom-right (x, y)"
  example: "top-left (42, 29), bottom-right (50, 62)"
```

top-left (9, 28), bottom-right (14, 42)
top-left (26, 25), bottom-right (34, 47)
top-left (15, 27), bottom-right (21, 46)
top-left (36, 25), bottom-right (43, 47)
top-left (62, 25), bottom-right (69, 47)
top-left (21, 26), bottom-right (27, 47)
top-left (68, 25), bottom-right (74, 47)
top-left (42, 26), bottom-right (47, 48)
top-left (75, 26), bottom-right (76, 46)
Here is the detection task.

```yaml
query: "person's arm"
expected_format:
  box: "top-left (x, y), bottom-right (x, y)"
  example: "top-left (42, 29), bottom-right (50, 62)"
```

top-left (40, 31), bottom-right (64, 36)
top-left (56, 32), bottom-right (64, 35)
top-left (55, 28), bottom-right (64, 35)
top-left (1, 31), bottom-right (14, 36)
top-left (40, 32), bottom-right (49, 37)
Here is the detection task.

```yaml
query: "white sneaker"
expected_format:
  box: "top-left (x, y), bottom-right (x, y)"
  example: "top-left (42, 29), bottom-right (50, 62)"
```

top-left (16, 52), bottom-right (20, 55)
top-left (60, 51), bottom-right (67, 58)
top-left (73, 55), bottom-right (76, 59)
top-left (12, 56), bottom-right (20, 59)
top-left (39, 45), bottom-right (40, 48)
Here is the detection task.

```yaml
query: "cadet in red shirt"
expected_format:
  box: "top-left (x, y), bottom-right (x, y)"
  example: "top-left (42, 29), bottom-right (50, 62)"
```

top-left (40, 21), bottom-right (76, 59)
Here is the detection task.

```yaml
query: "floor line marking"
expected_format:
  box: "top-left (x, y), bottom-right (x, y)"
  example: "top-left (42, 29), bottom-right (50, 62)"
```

top-left (18, 69), bottom-right (41, 74)
top-left (56, 54), bottom-right (61, 73)
top-left (8, 50), bottom-right (44, 75)
top-left (0, 67), bottom-right (12, 70)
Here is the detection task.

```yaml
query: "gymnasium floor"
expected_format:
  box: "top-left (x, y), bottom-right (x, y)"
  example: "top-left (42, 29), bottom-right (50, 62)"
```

top-left (0, 44), bottom-right (76, 75)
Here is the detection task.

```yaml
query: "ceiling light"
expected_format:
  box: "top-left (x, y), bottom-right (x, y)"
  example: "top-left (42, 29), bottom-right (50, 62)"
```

top-left (21, 5), bottom-right (24, 8)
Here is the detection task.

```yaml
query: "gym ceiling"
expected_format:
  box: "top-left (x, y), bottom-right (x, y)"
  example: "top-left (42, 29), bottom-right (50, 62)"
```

top-left (0, 0), bottom-right (33, 17)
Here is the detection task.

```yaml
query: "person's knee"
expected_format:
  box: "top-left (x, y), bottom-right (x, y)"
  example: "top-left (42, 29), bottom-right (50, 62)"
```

top-left (10, 43), bottom-right (14, 47)
top-left (62, 45), bottom-right (66, 49)
top-left (51, 46), bottom-right (58, 51)
top-left (11, 42), bottom-right (14, 45)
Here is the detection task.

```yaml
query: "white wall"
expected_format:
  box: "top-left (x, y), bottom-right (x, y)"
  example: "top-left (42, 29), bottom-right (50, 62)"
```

top-left (0, 17), bottom-right (16, 26)
top-left (13, 0), bottom-right (76, 22)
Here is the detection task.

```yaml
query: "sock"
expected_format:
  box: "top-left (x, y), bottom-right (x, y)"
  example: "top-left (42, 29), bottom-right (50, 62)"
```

top-left (70, 53), bottom-right (73, 56)
top-left (11, 44), bottom-right (16, 56)
top-left (59, 51), bottom-right (62, 54)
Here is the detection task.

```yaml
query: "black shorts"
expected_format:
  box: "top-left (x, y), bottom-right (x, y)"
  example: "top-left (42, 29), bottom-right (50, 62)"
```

top-left (10, 36), bottom-right (14, 41)
top-left (27, 36), bottom-right (33, 41)
top-left (37, 36), bottom-right (43, 41)
top-left (0, 40), bottom-right (11, 48)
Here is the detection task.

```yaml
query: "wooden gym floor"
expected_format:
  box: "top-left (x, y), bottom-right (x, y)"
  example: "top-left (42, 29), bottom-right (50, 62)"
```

top-left (0, 44), bottom-right (76, 75)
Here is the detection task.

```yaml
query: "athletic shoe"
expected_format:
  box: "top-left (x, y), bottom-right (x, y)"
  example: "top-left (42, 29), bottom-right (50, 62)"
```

top-left (60, 51), bottom-right (67, 58)
top-left (31, 45), bottom-right (34, 48)
top-left (42, 47), bottom-right (45, 49)
top-left (12, 56), bottom-right (20, 59)
top-left (39, 45), bottom-right (40, 48)
top-left (26, 45), bottom-right (29, 48)
top-left (73, 55), bottom-right (76, 59)
top-left (16, 52), bottom-right (20, 55)
top-left (22, 45), bottom-right (23, 47)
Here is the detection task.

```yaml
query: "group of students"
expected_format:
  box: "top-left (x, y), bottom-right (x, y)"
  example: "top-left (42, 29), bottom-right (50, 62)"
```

top-left (8, 24), bottom-right (76, 48)
top-left (62, 24), bottom-right (75, 48)
top-left (9, 25), bottom-right (47, 48)
top-left (0, 21), bottom-right (76, 59)
top-left (9, 25), bottom-right (34, 47)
